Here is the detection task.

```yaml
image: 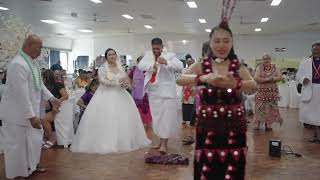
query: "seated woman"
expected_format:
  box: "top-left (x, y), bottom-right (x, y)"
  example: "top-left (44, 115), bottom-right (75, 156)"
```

top-left (42, 69), bottom-right (69, 149)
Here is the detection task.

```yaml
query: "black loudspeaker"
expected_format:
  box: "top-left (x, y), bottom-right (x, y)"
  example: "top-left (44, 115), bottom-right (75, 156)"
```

top-left (269, 139), bottom-right (281, 158)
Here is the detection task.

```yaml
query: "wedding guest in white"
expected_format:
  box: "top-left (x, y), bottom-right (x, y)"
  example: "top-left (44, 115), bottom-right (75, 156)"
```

top-left (0, 35), bottom-right (60, 180)
top-left (297, 42), bottom-right (320, 142)
top-left (138, 38), bottom-right (183, 154)
top-left (71, 48), bottom-right (150, 154)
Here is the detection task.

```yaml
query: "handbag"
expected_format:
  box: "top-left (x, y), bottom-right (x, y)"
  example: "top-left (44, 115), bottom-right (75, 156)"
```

top-left (297, 83), bottom-right (302, 94)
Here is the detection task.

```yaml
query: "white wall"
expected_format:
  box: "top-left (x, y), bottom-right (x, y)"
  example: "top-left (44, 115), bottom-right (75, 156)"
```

top-left (93, 33), bottom-right (207, 61)
top-left (69, 38), bottom-right (94, 70)
top-left (43, 37), bottom-right (73, 51)
top-left (234, 31), bottom-right (320, 61)
top-left (42, 31), bottom-right (320, 71)
top-left (93, 31), bottom-right (320, 64)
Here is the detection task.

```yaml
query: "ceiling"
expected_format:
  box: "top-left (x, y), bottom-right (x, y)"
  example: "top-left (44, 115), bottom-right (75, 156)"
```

top-left (0, 0), bottom-right (320, 39)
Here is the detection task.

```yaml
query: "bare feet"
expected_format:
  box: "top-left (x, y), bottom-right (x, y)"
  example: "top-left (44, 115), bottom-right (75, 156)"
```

top-left (158, 146), bottom-right (167, 155)
top-left (14, 177), bottom-right (26, 180)
top-left (150, 143), bottom-right (161, 149)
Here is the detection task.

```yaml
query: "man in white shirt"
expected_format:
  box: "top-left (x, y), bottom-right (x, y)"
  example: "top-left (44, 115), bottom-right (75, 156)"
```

top-left (0, 35), bottom-right (61, 179)
top-left (297, 43), bottom-right (320, 142)
top-left (138, 38), bottom-right (183, 154)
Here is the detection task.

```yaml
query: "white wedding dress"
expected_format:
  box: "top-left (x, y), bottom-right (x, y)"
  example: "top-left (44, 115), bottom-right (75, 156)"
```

top-left (70, 61), bottom-right (150, 154)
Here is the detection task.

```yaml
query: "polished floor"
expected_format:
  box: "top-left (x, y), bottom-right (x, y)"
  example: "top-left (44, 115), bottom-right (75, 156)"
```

top-left (1, 108), bottom-right (320, 180)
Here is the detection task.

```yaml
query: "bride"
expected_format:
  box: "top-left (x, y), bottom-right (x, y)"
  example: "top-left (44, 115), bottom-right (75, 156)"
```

top-left (71, 48), bottom-right (150, 154)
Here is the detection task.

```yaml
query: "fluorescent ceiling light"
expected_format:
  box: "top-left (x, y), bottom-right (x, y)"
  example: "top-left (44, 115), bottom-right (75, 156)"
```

top-left (199, 19), bottom-right (207, 24)
top-left (205, 29), bottom-right (212, 33)
top-left (78, 29), bottom-right (93, 33)
top-left (186, 1), bottom-right (198, 8)
top-left (255, 28), bottom-right (262, 32)
top-left (261, 17), bottom-right (269, 22)
top-left (271, 0), bottom-right (281, 6)
top-left (144, 25), bottom-right (153, 29)
top-left (0, 6), bottom-right (10, 11)
top-left (89, 0), bottom-right (103, 3)
top-left (122, 14), bottom-right (134, 19)
top-left (40, 20), bottom-right (60, 24)
top-left (181, 40), bottom-right (189, 44)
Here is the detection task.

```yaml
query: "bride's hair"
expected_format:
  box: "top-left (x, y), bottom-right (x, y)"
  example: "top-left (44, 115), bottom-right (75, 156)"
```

top-left (104, 48), bottom-right (117, 60)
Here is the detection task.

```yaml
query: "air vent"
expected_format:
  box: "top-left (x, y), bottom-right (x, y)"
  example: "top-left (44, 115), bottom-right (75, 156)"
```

top-left (275, 48), bottom-right (287, 52)
top-left (238, 0), bottom-right (266, 2)
top-left (113, 0), bottom-right (128, 4)
top-left (140, 14), bottom-right (155, 20)
top-left (71, 12), bottom-right (78, 18)
top-left (307, 22), bottom-right (320, 26)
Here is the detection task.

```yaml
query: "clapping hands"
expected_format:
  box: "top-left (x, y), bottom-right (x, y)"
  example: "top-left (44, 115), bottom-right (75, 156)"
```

top-left (119, 77), bottom-right (131, 89)
top-left (200, 72), bottom-right (237, 89)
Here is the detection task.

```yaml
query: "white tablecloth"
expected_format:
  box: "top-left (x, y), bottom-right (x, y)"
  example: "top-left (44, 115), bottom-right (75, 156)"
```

top-left (0, 125), bottom-right (3, 154)
top-left (0, 84), bottom-right (5, 154)
top-left (278, 81), bottom-right (300, 108)
top-left (288, 81), bottom-right (300, 109)
top-left (278, 83), bottom-right (290, 108)
top-left (54, 98), bottom-right (76, 147)
top-left (71, 89), bottom-right (85, 131)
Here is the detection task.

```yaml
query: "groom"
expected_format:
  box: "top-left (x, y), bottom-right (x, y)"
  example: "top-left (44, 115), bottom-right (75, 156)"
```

top-left (138, 38), bottom-right (183, 153)
top-left (0, 34), bottom-right (60, 179)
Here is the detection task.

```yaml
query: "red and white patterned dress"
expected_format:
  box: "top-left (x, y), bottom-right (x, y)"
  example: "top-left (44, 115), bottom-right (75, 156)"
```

top-left (254, 64), bottom-right (283, 127)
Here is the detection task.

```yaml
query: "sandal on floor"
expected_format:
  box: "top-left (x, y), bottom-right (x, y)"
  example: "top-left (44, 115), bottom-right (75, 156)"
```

top-left (43, 141), bottom-right (55, 149)
top-left (308, 138), bottom-right (320, 143)
top-left (35, 165), bottom-right (47, 173)
top-left (182, 136), bottom-right (194, 145)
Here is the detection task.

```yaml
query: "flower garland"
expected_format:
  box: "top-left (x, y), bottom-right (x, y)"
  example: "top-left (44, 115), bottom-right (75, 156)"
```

top-left (20, 51), bottom-right (42, 91)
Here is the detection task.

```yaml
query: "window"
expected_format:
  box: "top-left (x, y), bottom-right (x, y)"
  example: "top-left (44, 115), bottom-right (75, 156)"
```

top-left (60, 51), bottom-right (68, 71)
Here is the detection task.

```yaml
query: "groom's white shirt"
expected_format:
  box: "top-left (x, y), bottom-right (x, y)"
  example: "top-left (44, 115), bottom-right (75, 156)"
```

top-left (138, 51), bottom-right (183, 99)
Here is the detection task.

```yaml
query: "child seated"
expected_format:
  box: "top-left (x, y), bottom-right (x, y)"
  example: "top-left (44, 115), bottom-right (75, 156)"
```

top-left (77, 79), bottom-right (99, 120)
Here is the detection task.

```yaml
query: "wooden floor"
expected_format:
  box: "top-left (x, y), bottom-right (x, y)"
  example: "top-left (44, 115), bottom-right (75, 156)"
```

top-left (1, 108), bottom-right (320, 180)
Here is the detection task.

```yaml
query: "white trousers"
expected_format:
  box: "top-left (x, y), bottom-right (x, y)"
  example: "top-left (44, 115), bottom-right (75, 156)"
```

top-left (2, 122), bottom-right (43, 178)
top-left (149, 96), bottom-right (180, 139)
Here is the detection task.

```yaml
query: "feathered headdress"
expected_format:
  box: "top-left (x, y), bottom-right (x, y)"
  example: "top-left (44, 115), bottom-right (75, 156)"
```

top-left (219, 0), bottom-right (237, 29)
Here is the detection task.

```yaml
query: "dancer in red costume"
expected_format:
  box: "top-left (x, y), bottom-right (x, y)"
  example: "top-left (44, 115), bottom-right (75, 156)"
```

top-left (177, 1), bottom-right (257, 179)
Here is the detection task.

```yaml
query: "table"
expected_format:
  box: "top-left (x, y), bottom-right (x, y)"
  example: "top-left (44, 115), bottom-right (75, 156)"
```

top-left (278, 81), bottom-right (300, 108)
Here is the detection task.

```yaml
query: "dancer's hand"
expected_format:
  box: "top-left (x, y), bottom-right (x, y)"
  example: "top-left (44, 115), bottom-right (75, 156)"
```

top-left (201, 73), bottom-right (237, 89)
top-left (303, 78), bottom-right (310, 85)
top-left (119, 78), bottom-right (130, 89)
top-left (157, 57), bottom-right (167, 65)
top-left (30, 117), bottom-right (42, 129)
top-left (49, 97), bottom-right (61, 109)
